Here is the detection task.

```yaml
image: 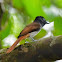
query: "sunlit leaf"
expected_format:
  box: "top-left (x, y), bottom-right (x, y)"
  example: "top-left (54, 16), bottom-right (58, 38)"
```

top-left (40, 0), bottom-right (51, 7)
top-left (34, 29), bottom-right (46, 39)
top-left (52, 0), bottom-right (62, 8)
top-left (22, 0), bottom-right (46, 18)
top-left (9, 12), bottom-right (24, 37)
top-left (12, 0), bottom-right (22, 9)
top-left (53, 16), bottom-right (62, 36)
top-left (0, 19), bottom-right (11, 40)
top-left (20, 40), bottom-right (25, 44)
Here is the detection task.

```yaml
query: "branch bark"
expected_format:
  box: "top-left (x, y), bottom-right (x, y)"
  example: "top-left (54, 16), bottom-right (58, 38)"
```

top-left (0, 35), bottom-right (62, 62)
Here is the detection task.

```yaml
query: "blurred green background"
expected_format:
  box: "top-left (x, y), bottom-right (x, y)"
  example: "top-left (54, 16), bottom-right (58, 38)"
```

top-left (0, 0), bottom-right (62, 49)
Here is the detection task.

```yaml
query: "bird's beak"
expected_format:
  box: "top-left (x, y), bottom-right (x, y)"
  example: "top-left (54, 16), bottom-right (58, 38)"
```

top-left (46, 22), bottom-right (49, 24)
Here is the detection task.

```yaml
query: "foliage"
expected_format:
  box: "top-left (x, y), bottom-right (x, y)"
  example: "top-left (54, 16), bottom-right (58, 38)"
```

top-left (0, 0), bottom-right (62, 48)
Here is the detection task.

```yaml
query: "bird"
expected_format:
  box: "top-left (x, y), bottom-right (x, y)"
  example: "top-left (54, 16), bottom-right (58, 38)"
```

top-left (6, 16), bottom-right (49, 53)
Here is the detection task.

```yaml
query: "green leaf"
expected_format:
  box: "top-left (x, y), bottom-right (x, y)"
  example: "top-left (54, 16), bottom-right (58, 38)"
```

top-left (40, 0), bottom-right (51, 7)
top-left (53, 16), bottom-right (62, 36)
top-left (20, 40), bottom-right (25, 44)
top-left (22, 0), bottom-right (46, 18)
top-left (52, 0), bottom-right (62, 8)
top-left (1, 12), bottom-right (8, 26)
top-left (0, 19), bottom-right (11, 40)
top-left (12, 0), bottom-right (22, 9)
top-left (34, 29), bottom-right (46, 39)
top-left (9, 13), bottom-right (24, 37)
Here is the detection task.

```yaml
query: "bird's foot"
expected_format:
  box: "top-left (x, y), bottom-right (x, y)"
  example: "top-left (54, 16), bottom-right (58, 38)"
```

top-left (30, 37), bottom-right (38, 42)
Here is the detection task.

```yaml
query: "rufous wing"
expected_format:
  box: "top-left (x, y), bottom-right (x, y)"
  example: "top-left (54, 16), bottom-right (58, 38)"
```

top-left (18, 22), bottom-right (40, 38)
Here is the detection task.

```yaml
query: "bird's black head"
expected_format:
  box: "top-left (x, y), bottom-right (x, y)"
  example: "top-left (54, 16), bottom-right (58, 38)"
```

top-left (34, 16), bottom-right (49, 26)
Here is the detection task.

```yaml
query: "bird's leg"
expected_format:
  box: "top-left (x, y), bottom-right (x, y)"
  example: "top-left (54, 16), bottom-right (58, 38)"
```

top-left (25, 38), bottom-right (29, 43)
top-left (30, 36), bottom-right (38, 42)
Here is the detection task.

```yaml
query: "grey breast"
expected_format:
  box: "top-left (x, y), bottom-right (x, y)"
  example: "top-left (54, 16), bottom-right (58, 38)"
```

top-left (30, 24), bottom-right (42, 37)
top-left (29, 27), bottom-right (42, 37)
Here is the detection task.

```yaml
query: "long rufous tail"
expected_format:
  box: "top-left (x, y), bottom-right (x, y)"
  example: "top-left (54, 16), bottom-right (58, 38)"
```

top-left (6, 34), bottom-right (29, 53)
